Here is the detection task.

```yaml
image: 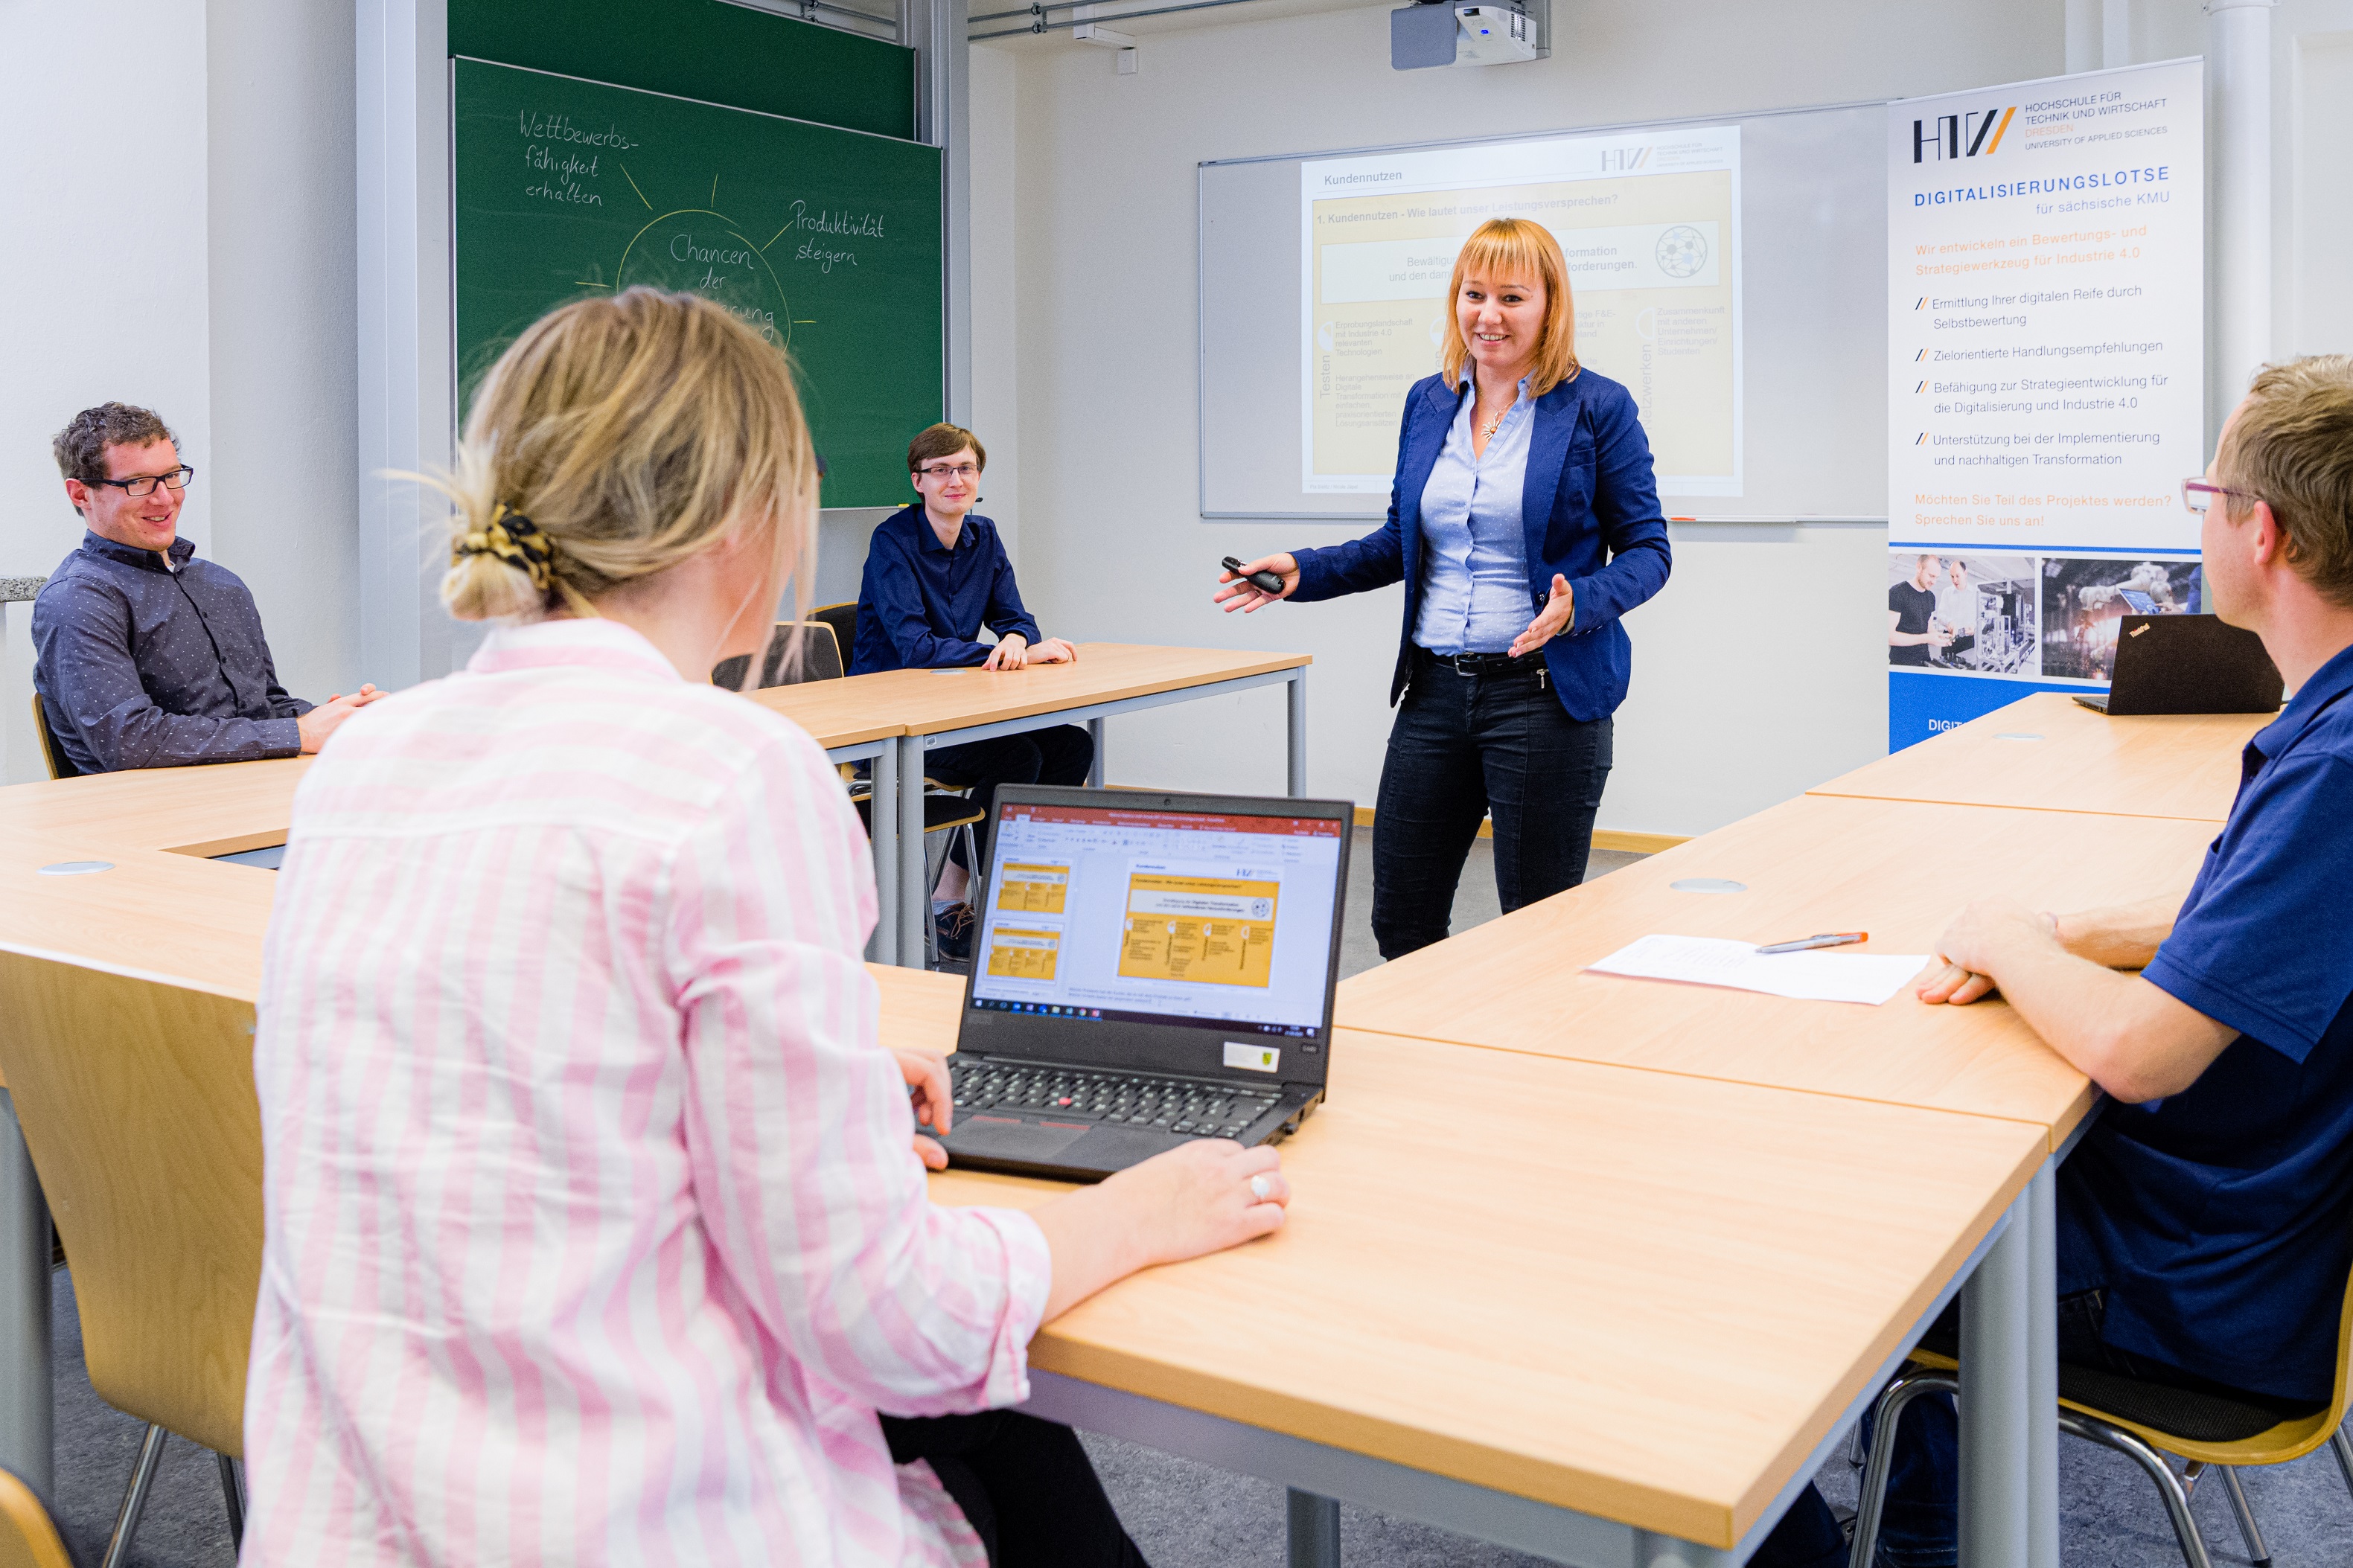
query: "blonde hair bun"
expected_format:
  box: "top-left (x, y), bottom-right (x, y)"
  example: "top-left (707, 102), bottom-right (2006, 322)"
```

top-left (427, 287), bottom-right (820, 625)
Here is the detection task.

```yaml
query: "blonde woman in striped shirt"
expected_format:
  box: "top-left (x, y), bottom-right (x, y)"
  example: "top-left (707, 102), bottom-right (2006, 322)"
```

top-left (241, 288), bottom-right (1291, 1567)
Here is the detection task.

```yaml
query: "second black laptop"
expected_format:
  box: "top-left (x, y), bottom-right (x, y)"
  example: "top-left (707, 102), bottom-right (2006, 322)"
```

top-left (2075, 614), bottom-right (2285, 716)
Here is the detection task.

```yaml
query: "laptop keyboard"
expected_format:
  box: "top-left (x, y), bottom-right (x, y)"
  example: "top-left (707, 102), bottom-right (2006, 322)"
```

top-left (947, 1058), bottom-right (1283, 1141)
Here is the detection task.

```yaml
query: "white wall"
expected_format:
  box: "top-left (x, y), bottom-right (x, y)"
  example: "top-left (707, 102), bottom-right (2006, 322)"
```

top-left (0, 1), bottom-right (215, 582)
top-left (978, 0), bottom-right (2069, 834)
top-left (207, 0), bottom-right (363, 702)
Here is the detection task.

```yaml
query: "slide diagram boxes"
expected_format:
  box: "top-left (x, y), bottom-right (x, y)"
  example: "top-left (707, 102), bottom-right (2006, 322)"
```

top-left (986, 929), bottom-right (1061, 981)
top-left (994, 863), bottom-right (1071, 915)
top-left (1119, 874), bottom-right (1280, 988)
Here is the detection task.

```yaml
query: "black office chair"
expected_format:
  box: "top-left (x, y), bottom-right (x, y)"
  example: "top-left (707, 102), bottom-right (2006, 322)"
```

top-left (29, 694), bottom-right (81, 781)
top-left (809, 601), bottom-right (858, 671)
top-left (711, 621), bottom-right (843, 691)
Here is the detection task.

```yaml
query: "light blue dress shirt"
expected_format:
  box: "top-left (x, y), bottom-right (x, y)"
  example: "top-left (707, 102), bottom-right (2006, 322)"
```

top-left (1411, 374), bottom-right (1534, 655)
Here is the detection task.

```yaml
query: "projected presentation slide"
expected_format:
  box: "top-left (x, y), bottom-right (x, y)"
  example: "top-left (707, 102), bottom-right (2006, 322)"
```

top-left (1300, 125), bottom-right (1742, 496)
top-left (971, 804), bottom-right (1342, 1033)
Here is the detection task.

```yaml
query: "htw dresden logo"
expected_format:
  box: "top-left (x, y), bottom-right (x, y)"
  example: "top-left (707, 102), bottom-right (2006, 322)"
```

top-left (1913, 106), bottom-right (2015, 163)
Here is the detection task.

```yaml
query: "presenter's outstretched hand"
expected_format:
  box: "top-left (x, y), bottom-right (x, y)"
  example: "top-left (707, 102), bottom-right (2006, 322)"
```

top-left (1213, 554), bottom-right (1299, 613)
top-left (296, 683), bottom-right (383, 754)
top-left (1507, 575), bottom-right (1575, 660)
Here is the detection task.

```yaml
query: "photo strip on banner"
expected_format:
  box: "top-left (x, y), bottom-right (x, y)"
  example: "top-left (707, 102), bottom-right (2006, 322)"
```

top-left (1886, 58), bottom-right (2203, 748)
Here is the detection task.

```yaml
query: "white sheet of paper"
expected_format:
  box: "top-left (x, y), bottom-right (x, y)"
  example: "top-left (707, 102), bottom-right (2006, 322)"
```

top-left (1583, 935), bottom-right (1930, 1007)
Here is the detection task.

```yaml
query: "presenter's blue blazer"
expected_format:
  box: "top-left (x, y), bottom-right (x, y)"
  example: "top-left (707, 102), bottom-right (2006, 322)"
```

top-left (1290, 368), bottom-right (1672, 723)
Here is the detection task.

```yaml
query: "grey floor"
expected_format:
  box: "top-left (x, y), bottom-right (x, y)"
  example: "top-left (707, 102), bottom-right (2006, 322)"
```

top-left (48, 831), bottom-right (2353, 1564)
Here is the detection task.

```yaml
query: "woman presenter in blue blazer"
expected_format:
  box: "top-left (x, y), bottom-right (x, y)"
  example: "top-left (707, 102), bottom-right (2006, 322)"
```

top-left (1216, 217), bottom-right (1671, 960)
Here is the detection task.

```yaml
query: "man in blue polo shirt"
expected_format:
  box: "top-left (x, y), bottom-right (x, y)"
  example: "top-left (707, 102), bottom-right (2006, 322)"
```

top-left (852, 422), bottom-right (1091, 957)
top-left (1758, 354), bottom-right (2353, 1567)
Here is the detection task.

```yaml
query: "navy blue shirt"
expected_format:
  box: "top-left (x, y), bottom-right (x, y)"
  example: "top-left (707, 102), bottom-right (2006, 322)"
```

top-left (31, 532), bottom-right (309, 772)
top-left (2058, 640), bottom-right (2353, 1403)
top-left (849, 506), bottom-right (1044, 674)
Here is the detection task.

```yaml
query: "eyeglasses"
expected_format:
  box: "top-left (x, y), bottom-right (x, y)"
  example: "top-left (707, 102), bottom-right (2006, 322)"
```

top-left (917, 463), bottom-right (979, 481)
top-left (2182, 478), bottom-right (2257, 515)
top-left (90, 466), bottom-right (195, 498)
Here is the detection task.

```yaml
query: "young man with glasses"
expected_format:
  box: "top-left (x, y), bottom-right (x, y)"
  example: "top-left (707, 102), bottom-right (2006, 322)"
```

top-left (1757, 354), bottom-right (2353, 1567)
top-left (850, 422), bottom-right (1089, 959)
top-left (31, 403), bottom-right (380, 774)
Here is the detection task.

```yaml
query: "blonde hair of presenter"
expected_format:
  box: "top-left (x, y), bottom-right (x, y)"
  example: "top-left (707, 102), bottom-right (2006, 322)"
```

top-left (435, 287), bottom-right (819, 633)
top-left (1437, 217), bottom-right (1580, 397)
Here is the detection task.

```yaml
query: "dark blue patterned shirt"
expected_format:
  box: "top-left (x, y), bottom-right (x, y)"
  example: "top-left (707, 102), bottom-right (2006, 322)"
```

top-left (31, 531), bottom-right (310, 773)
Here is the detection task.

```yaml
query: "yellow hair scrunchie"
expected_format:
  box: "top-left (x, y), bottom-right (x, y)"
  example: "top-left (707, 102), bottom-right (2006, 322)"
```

top-left (453, 502), bottom-right (555, 591)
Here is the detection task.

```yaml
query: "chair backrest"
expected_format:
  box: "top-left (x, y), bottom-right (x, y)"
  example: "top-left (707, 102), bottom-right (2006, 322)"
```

top-left (810, 601), bottom-right (858, 670)
top-left (28, 695), bottom-right (80, 781)
top-left (0, 955), bottom-right (262, 1457)
top-left (712, 621), bottom-right (843, 691)
top-left (0, 1467), bottom-right (78, 1568)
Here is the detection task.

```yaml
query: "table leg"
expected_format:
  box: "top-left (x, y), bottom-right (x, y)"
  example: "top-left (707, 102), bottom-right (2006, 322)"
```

top-left (1088, 717), bottom-right (1105, 789)
top-left (1286, 1488), bottom-right (1339, 1568)
top-left (1286, 671), bottom-right (1307, 798)
top-left (2027, 1162), bottom-right (2059, 1568)
top-left (1630, 1532), bottom-right (1734, 1567)
top-left (1958, 1187), bottom-right (2031, 1567)
top-left (869, 744), bottom-right (898, 967)
top-left (898, 735), bottom-right (929, 967)
top-left (0, 1090), bottom-right (51, 1497)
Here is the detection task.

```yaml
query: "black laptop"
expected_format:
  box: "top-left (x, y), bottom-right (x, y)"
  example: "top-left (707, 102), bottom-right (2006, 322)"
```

top-left (920, 785), bottom-right (1354, 1181)
top-left (2074, 614), bottom-right (2285, 716)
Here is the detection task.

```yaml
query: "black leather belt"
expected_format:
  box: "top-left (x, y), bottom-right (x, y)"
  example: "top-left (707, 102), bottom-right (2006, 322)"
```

top-left (1414, 646), bottom-right (1544, 680)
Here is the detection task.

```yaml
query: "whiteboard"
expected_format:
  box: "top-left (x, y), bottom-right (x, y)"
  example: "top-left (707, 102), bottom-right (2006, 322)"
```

top-left (1198, 100), bottom-right (1888, 522)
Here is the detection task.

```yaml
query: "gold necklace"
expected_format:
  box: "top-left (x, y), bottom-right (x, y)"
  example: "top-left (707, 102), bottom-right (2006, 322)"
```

top-left (1478, 409), bottom-right (1508, 441)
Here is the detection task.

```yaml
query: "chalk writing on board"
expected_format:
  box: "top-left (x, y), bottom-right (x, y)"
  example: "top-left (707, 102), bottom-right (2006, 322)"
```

top-left (520, 111), bottom-right (615, 208)
top-left (616, 207), bottom-right (795, 347)
top-left (517, 112), bottom-right (639, 150)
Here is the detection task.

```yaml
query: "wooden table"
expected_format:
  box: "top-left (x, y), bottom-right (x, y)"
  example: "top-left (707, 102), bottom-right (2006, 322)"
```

top-left (878, 960), bottom-right (2045, 1561)
top-left (1808, 692), bottom-right (2266, 822)
top-left (751, 643), bottom-right (1314, 965)
top-left (1337, 790), bottom-right (2218, 1149)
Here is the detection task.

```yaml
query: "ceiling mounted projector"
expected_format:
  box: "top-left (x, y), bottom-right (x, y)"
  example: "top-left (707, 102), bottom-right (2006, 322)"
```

top-left (1391, 0), bottom-right (1545, 68)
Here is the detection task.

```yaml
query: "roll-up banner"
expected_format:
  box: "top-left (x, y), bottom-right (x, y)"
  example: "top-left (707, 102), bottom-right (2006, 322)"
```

top-left (1886, 60), bottom-right (2204, 749)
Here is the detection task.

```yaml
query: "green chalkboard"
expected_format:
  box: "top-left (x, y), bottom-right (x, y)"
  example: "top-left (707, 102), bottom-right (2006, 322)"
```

top-left (451, 0), bottom-right (915, 142)
top-left (453, 58), bottom-right (943, 510)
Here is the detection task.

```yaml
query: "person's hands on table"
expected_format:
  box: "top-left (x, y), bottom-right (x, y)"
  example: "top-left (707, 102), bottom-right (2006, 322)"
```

top-left (1916, 899), bottom-right (2059, 1006)
top-left (982, 633), bottom-right (1077, 671)
top-left (1026, 636), bottom-right (1078, 665)
top-left (1508, 575), bottom-right (1575, 660)
top-left (1213, 554), bottom-right (1299, 612)
top-left (894, 1047), bottom-right (954, 1169)
top-left (297, 683), bottom-right (384, 753)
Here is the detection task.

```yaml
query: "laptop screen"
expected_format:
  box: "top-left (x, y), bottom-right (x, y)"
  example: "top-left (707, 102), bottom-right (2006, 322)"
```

top-left (968, 799), bottom-right (1347, 1040)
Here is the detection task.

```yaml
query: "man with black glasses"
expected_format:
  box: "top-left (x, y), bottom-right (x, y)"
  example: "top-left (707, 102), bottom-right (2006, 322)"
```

top-left (31, 403), bottom-right (379, 773)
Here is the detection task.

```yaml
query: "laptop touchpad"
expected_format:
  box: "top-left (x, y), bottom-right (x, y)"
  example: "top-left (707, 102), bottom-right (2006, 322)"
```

top-left (950, 1116), bottom-right (1092, 1162)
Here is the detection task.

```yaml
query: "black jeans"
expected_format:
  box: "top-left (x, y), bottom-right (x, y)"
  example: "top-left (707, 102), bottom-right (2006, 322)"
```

top-left (878, 1410), bottom-right (1149, 1568)
top-left (1370, 649), bottom-right (1614, 960)
top-left (927, 724), bottom-right (1095, 874)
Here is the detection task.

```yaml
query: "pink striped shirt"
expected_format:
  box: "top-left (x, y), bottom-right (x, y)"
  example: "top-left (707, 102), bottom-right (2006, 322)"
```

top-left (243, 618), bottom-right (1050, 1566)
